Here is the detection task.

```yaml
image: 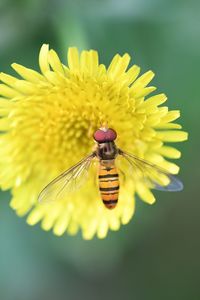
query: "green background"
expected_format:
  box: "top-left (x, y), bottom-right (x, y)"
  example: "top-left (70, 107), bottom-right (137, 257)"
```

top-left (0, 0), bottom-right (198, 299)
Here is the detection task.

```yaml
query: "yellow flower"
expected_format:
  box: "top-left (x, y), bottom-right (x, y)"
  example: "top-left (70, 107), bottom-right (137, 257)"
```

top-left (0, 45), bottom-right (188, 239)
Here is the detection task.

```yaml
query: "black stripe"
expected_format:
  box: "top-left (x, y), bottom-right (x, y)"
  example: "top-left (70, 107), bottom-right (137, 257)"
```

top-left (101, 192), bottom-right (118, 195)
top-left (100, 186), bottom-right (119, 192)
top-left (99, 174), bottom-right (118, 179)
top-left (103, 200), bottom-right (118, 205)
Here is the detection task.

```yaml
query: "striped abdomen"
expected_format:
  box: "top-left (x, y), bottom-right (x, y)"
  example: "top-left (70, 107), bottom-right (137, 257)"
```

top-left (98, 160), bottom-right (119, 209)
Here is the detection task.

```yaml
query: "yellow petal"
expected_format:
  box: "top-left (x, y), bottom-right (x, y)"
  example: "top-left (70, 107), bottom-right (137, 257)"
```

top-left (126, 64), bottom-right (140, 85)
top-left (68, 221), bottom-right (79, 236)
top-left (12, 63), bottom-right (46, 83)
top-left (27, 207), bottom-right (45, 225)
top-left (157, 146), bottom-right (181, 159)
top-left (108, 53), bottom-right (130, 79)
top-left (0, 72), bottom-right (17, 86)
top-left (39, 44), bottom-right (50, 74)
top-left (135, 86), bottom-right (157, 98)
top-left (109, 215), bottom-right (120, 231)
top-left (131, 70), bottom-right (155, 90)
top-left (136, 183), bottom-right (156, 204)
top-left (159, 160), bottom-right (180, 174)
top-left (0, 84), bottom-right (22, 98)
top-left (41, 204), bottom-right (62, 231)
top-left (141, 93), bottom-right (167, 109)
top-left (97, 219), bottom-right (109, 239)
top-left (80, 50), bottom-right (99, 75)
top-left (53, 210), bottom-right (71, 236)
top-left (48, 49), bottom-right (65, 74)
top-left (157, 131), bottom-right (188, 142)
top-left (121, 205), bottom-right (135, 225)
top-left (67, 47), bottom-right (80, 71)
top-left (82, 219), bottom-right (98, 240)
top-left (155, 123), bottom-right (182, 129)
top-left (160, 110), bottom-right (180, 122)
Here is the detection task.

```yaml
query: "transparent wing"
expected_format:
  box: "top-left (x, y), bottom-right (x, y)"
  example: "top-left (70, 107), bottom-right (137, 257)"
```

top-left (118, 149), bottom-right (183, 191)
top-left (38, 153), bottom-right (96, 203)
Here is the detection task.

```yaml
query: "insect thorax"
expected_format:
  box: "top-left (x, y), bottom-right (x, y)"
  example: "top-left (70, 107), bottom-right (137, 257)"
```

top-left (96, 141), bottom-right (118, 160)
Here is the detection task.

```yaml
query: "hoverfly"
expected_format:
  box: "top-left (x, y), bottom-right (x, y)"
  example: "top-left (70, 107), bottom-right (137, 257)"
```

top-left (38, 127), bottom-right (183, 209)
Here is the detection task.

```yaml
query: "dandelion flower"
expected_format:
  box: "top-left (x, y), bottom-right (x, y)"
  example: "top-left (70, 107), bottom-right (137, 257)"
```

top-left (0, 45), bottom-right (188, 239)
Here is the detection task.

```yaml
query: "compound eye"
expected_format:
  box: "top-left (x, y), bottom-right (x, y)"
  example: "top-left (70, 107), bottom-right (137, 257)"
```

top-left (106, 128), bottom-right (117, 141)
top-left (93, 129), bottom-right (106, 143)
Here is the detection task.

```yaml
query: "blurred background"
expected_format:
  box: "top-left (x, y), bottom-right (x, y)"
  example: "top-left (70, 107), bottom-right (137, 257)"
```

top-left (0, 0), bottom-right (199, 299)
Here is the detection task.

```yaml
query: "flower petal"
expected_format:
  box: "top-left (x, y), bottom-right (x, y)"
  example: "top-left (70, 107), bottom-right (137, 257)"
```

top-left (39, 44), bottom-right (50, 74)
top-left (136, 183), bottom-right (156, 204)
top-left (157, 131), bottom-right (188, 142)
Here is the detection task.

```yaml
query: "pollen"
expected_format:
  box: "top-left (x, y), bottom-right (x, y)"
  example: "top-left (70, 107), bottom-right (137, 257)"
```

top-left (0, 45), bottom-right (188, 239)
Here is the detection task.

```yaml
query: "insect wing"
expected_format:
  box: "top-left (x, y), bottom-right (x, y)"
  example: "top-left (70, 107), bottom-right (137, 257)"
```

top-left (119, 149), bottom-right (183, 191)
top-left (38, 153), bottom-right (95, 203)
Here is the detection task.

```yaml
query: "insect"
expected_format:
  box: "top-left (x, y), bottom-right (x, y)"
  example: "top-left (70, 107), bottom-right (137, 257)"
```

top-left (38, 127), bottom-right (183, 209)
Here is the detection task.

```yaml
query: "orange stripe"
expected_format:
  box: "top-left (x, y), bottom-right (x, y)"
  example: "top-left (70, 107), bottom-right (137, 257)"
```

top-left (102, 194), bottom-right (118, 201)
top-left (99, 168), bottom-right (118, 176)
top-left (99, 181), bottom-right (119, 189)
